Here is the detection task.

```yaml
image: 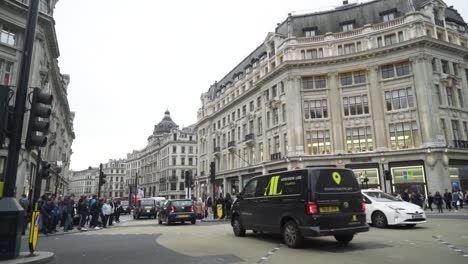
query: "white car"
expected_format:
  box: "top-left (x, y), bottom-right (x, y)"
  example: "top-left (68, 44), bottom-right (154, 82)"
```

top-left (362, 189), bottom-right (426, 228)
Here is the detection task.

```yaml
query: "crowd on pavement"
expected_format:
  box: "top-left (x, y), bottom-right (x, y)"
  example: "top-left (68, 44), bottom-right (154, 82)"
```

top-left (397, 189), bottom-right (468, 213)
top-left (18, 193), bottom-right (125, 235)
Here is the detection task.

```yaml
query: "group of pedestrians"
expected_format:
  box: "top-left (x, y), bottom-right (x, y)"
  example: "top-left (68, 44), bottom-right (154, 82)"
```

top-left (31, 193), bottom-right (76, 235)
top-left (399, 189), bottom-right (467, 214)
top-left (200, 193), bottom-right (233, 219)
top-left (76, 195), bottom-right (123, 231)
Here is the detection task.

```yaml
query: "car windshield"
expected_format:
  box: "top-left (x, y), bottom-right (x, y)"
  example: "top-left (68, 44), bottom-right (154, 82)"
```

top-left (172, 201), bottom-right (192, 207)
top-left (140, 200), bottom-right (155, 206)
top-left (365, 192), bottom-right (401, 202)
top-left (121, 201), bottom-right (128, 206)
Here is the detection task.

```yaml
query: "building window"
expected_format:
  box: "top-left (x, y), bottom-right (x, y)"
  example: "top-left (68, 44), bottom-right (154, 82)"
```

top-left (181, 158), bottom-right (185, 166)
top-left (451, 120), bottom-right (461, 141)
top-left (306, 130), bottom-right (331, 155)
top-left (272, 108), bottom-right (279, 126)
top-left (441, 119), bottom-right (448, 143)
top-left (346, 127), bottom-right (374, 153)
top-left (181, 146), bottom-right (185, 153)
top-left (301, 48), bottom-right (324, 59)
top-left (338, 43), bottom-right (357, 55)
top-left (435, 84), bottom-right (442, 105)
top-left (189, 147), bottom-right (193, 154)
top-left (266, 112), bottom-right (271, 128)
top-left (441, 60), bottom-right (449, 74)
top-left (389, 121), bottom-right (420, 150)
top-left (446, 87), bottom-right (454, 106)
top-left (384, 34), bottom-right (397, 46)
top-left (0, 26), bottom-right (16, 46)
top-left (282, 104), bottom-right (287, 122)
top-left (172, 157), bottom-right (177, 165)
top-left (381, 62), bottom-right (410, 79)
top-left (340, 73), bottom-right (353, 86)
top-left (385, 88), bottom-right (414, 111)
top-left (381, 12), bottom-right (396, 22)
top-left (304, 100), bottom-right (328, 119)
top-left (188, 158), bottom-right (193, 166)
top-left (458, 89), bottom-right (464, 108)
top-left (343, 95), bottom-right (369, 116)
top-left (0, 59), bottom-right (13, 85)
top-left (271, 85), bottom-right (277, 98)
top-left (341, 22), bottom-right (354, 32)
top-left (249, 101), bottom-right (254, 112)
top-left (463, 121), bottom-right (468, 140)
top-left (303, 28), bottom-right (317, 37)
top-left (432, 58), bottom-right (438, 72)
top-left (340, 71), bottom-right (366, 86)
top-left (257, 96), bottom-right (262, 109)
top-left (302, 75), bottom-right (327, 89)
top-left (257, 117), bottom-right (262, 134)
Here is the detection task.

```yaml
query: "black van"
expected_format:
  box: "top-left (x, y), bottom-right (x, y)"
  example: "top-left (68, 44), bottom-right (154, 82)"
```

top-left (231, 168), bottom-right (369, 248)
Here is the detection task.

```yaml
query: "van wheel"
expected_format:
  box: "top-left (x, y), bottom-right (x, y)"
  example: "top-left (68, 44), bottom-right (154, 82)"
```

top-left (283, 221), bottom-right (304, 248)
top-left (232, 217), bottom-right (246, 237)
top-left (334, 234), bottom-right (354, 244)
top-left (372, 212), bottom-right (387, 228)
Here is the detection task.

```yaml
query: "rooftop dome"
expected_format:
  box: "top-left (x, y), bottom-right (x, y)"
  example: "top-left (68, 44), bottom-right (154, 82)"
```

top-left (153, 110), bottom-right (178, 135)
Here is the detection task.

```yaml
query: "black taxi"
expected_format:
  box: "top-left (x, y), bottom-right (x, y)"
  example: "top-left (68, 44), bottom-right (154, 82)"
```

top-left (231, 168), bottom-right (369, 248)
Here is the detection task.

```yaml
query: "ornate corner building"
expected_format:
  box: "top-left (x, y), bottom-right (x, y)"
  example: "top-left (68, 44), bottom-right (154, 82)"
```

top-left (125, 110), bottom-right (197, 199)
top-left (0, 0), bottom-right (75, 199)
top-left (69, 167), bottom-right (98, 197)
top-left (195, 0), bottom-right (468, 198)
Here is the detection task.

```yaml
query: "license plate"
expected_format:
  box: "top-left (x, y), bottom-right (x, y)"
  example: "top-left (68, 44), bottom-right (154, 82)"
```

top-left (412, 214), bottom-right (422, 219)
top-left (146, 210), bottom-right (150, 213)
top-left (178, 214), bottom-right (189, 218)
top-left (319, 206), bottom-right (340, 213)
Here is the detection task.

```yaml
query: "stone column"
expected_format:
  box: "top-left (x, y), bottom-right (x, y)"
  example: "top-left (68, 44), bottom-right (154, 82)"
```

top-left (328, 72), bottom-right (344, 154)
top-left (285, 76), bottom-right (304, 156)
top-left (411, 54), bottom-right (440, 147)
top-left (425, 152), bottom-right (451, 194)
top-left (368, 65), bottom-right (388, 151)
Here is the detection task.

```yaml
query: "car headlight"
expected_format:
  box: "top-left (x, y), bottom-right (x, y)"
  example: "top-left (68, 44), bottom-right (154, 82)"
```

top-left (386, 205), bottom-right (405, 213)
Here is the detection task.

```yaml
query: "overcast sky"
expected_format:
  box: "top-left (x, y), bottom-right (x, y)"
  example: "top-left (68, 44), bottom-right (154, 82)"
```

top-left (53, 0), bottom-right (468, 171)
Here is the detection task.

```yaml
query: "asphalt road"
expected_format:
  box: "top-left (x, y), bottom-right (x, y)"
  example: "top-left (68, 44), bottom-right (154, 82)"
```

top-left (21, 214), bottom-right (468, 264)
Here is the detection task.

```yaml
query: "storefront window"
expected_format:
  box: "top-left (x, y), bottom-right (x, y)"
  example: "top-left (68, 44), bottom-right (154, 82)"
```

top-left (391, 166), bottom-right (427, 196)
top-left (352, 168), bottom-right (380, 189)
top-left (449, 167), bottom-right (468, 192)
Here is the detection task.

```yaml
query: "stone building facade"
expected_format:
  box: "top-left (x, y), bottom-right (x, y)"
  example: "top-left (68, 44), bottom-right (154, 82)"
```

top-left (100, 159), bottom-right (126, 199)
top-left (125, 111), bottom-right (197, 200)
top-left (69, 167), bottom-right (98, 198)
top-left (0, 0), bottom-right (75, 199)
top-left (195, 0), bottom-right (468, 198)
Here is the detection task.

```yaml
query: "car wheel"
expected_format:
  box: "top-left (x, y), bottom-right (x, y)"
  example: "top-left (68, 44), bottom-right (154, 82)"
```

top-left (334, 234), bottom-right (354, 244)
top-left (232, 217), bottom-right (246, 237)
top-left (282, 220), bottom-right (304, 248)
top-left (372, 211), bottom-right (388, 228)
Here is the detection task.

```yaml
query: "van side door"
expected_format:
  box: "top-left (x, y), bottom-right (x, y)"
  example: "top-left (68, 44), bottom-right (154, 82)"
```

top-left (237, 179), bottom-right (258, 229)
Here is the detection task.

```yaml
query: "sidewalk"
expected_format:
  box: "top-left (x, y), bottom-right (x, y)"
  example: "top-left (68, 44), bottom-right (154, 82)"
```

top-left (22, 219), bottom-right (128, 238)
top-left (424, 207), bottom-right (468, 215)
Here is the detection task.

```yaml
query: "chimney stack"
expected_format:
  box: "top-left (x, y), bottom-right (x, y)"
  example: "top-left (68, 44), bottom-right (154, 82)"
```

top-left (343, 0), bottom-right (349, 5)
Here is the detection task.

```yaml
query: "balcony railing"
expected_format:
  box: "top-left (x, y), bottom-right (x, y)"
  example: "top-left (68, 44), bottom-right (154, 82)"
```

top-left (245, 133), bottom-right (255, 141)
top-left (213, 146), bottom-right (221, 153)
top-left (228, 141), bottom-right (236, 148)
top-left (169, 176), bottom-right (178, 182)
top-left (435, 19), bottom-right (445, 27)
top-left (453, 140), bottom-right (468, 149)
top-left (271, 152), bottom-right (282, 161)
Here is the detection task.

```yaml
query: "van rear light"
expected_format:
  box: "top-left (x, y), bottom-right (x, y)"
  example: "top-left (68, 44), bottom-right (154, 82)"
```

top-left (171, 206), bottom-right (175, 213)
top-left (361, 200), bottom-right (366, 212)
top-left (306, 202), bottom-right (318, 215)
top-left (191, 205), bottom-right (194, 213)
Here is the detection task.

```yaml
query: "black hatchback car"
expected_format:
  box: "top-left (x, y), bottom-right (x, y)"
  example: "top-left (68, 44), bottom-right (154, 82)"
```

top-left (158, 199), bottom-right (196, 225)
top-left (231, 168), bottom-right (369, 248)
top-left (133, 198), bottom-right (157, 219)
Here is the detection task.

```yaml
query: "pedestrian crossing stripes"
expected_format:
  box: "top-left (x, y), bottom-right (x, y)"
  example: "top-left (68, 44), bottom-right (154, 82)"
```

top-left (432, 235), bottom-right (468, 258)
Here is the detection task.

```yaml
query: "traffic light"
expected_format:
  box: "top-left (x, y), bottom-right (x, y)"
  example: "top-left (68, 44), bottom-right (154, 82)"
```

top-left (99, 165), bottom-right (106, 187)
top-left (40, 161), bottom-right (51, 179)
top-left (209, 161), bottom-right (215, 183)
top-left (26, 88), bottom-right (53, 149)
top-left (184, 171), bottom-right (194, 189)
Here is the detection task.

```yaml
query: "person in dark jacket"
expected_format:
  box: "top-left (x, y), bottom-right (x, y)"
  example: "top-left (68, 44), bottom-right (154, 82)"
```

top-left (77, 196), bottom-right (89, 231)
top-left (401, 189), bottom-right (410, 202)
top-left (443, 191), bottom-right (452, 211)
top-left (434, 191), bottom-right (444, 213)
top-left (89, 195), bottom-right (99, 228)
top-left (225, 193), bottom-right (233, 219)
top-left (427, 192), bottom-right (434, 212)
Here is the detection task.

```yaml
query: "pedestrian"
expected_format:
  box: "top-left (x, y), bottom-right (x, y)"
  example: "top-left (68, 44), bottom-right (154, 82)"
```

top-left (195, 198), bottom-right (203, 219)
top-left (434, 191), bottom-right (443, 213)
top-left (401, 189), bottom-right (410, 202)
top-left (77, 196), bottom-right (89, 231)
top-left (457, 190), bottom-right (464, 209)
top-left (114, 200), bottom-right (121, 223)
top-left (427, 192), bottom-right (433, 212)
top-left (108, 199), bottom-right (115, 226)
top-left (89, 195), bottom-right (99, 228)
top-left (225, 193), bottom-right (233, 219)
top-left (206, 195), bottom-right (213, 218)
top-left (19, 194), bottom-right (30, 235)
top-left (41, 197), bottom-right (54, 235)
top-left (101, 199), bottom-right (112, 228)
top-left (443, 191), bottom-right (452, 211)
top-left (452, 191), bottom-right (460, 211)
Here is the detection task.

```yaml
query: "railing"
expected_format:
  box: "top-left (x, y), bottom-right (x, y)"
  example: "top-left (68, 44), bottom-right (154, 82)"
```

top-left (372, 17), bottom-right (405, 31)
top-left (245, 133), bottom-right (255, 141)
top-left (228, 141), bottom-right (236, 148)
top-left (213, 146), bottom-right (221, 153)
top-left (435, 19), bottom-right (445, 27)
top-left (333, 28), bottom-right (364, 40)
top-left (270, 152), bottom-right (282, 161)
top-left (169, 176), bottom-right (178, 182)
top-left (453, 140), bottom-right (468, 149)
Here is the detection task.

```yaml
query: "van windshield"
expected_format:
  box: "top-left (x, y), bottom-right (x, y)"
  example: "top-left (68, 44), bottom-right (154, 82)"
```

top-left (140, 200), bottom-right (155, 206)
top-left (315, 169), bottom-right (359, 192)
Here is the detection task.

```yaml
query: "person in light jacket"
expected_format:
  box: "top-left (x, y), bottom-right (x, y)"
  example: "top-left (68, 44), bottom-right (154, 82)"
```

top-left (101, 199), bottom-right (112, 228)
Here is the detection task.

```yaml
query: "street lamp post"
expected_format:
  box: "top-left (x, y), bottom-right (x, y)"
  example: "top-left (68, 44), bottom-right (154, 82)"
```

top-left (134, 172), bottom-right (138, 207)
